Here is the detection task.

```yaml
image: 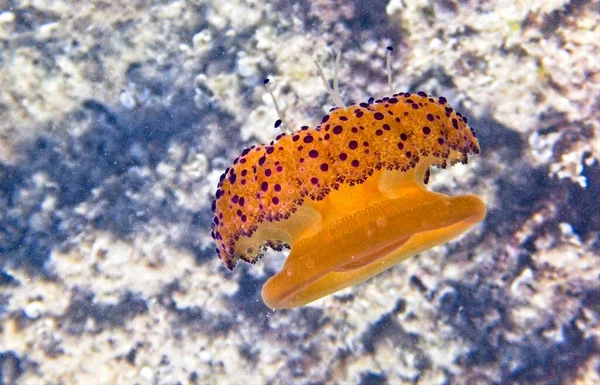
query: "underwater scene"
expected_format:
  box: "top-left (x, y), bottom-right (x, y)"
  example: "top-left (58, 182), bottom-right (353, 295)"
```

top-left (0, 1), bottom-right (598, 384)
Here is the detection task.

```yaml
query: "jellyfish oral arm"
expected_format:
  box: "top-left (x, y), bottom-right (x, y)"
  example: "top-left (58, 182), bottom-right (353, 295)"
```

top-left (260, 163), bottom-right (486, 309)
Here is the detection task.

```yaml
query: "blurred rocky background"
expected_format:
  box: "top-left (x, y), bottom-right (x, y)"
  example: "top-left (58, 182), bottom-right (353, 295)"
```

top-left (0, 1), bottom-right (598, 384)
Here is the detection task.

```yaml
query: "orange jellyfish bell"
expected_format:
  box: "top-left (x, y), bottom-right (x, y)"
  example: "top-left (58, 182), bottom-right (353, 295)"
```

top-left (211, 49), bottom-right (486, 309)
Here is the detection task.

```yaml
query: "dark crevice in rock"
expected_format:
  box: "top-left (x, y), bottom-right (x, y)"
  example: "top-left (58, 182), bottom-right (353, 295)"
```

top-left (61, 289), bottom-right (148, 334)
top-left (0, 77), bottom-right (234, 276)
top-left (158, 279), bottom-right (234, 337)
top-left (362, 298), bottom-right (415, 355)
top-left (0, 351), bottom-right (22, 385)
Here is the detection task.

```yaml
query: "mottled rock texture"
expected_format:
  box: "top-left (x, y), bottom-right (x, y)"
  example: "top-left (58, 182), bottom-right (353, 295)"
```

top-left (0, 1), bottom-right (598, 384)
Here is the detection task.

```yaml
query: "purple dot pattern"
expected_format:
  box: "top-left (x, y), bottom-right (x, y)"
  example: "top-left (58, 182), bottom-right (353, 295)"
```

top-left (211, 92), bottom-right (480, 269)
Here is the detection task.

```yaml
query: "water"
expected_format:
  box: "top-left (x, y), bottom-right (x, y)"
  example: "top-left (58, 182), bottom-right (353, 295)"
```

top-left (0, 1), bottom-right (598, 384)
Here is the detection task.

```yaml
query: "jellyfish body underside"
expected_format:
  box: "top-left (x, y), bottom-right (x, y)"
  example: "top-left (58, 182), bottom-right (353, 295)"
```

top-left (234, 159), bottom-right (486, 309)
